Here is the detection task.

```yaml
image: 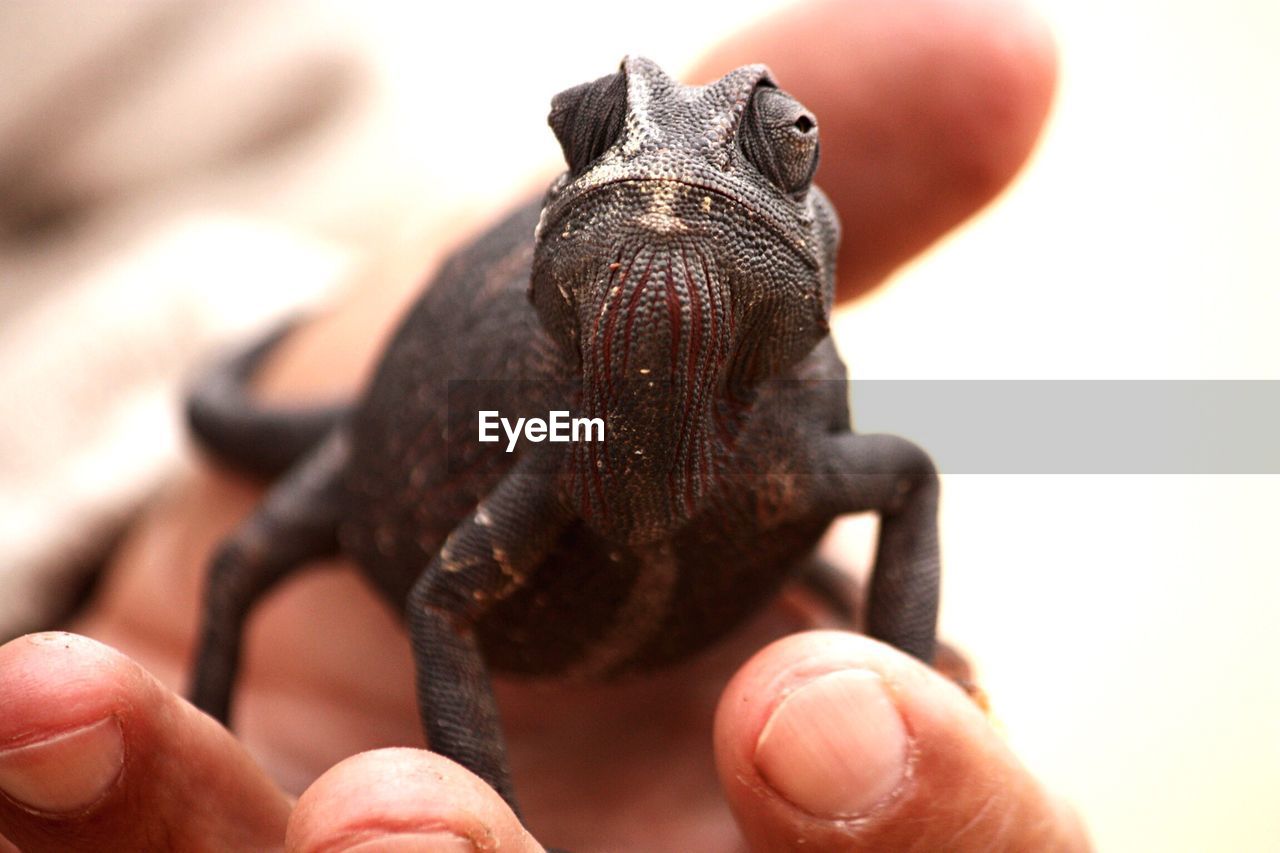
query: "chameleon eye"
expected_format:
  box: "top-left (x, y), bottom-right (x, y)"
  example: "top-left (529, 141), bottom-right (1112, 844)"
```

top-left (548, 71), bottom-right (627, 177)
top-left (739, 87), bottom-right (819, 197)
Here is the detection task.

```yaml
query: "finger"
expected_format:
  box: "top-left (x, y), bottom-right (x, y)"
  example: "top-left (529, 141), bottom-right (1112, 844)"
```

top-left (287, 748), bottom-right (541, 853)
top-left (715, 631), bottom-right (1089, 851)
top-left (692, 0), bottom-right (1058, 301)
top-left (0, 632), bottom-right (290, 852)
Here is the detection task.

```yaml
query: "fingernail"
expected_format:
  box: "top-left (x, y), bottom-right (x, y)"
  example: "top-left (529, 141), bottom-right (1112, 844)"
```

top-left (341, 832), bottom-right (475, 852)
top-left (0, 717), bottom-right (124, 814)
top-left (754, 669), bottom-right (908, 818)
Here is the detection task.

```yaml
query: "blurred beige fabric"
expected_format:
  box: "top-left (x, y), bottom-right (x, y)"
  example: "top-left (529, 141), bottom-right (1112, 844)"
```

top-left (0, 1), bottom-right (414, 638)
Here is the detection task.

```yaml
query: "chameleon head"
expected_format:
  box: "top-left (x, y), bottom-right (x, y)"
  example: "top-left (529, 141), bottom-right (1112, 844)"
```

top-left (530, 57), bottom-right (841, 544)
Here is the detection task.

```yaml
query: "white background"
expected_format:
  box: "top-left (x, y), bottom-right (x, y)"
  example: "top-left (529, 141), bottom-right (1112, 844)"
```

top-left (341, 0), bottom-right (1280, 848)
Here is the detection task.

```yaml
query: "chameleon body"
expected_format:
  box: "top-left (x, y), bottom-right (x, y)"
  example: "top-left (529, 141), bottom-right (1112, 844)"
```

top-left (187, 58), bottom-right (941, 816)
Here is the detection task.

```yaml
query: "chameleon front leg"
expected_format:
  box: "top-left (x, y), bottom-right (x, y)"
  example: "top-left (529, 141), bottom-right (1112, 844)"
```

top-left (815, 432), bottom-right (941, 663)
top-left (405, 456), bottom-right (570, 815)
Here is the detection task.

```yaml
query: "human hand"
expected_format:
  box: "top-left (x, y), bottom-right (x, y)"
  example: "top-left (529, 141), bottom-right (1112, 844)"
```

top-left (0, 629), bottom-right (1086, 851)
top-left (0, 0), bottom-right (1071, 849)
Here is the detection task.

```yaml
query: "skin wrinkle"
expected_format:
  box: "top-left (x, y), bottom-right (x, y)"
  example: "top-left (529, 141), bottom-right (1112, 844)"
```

top-left (582, 246), bottom-right (650, 525)
top-left (691, 240), bottom-right (746, 457)
top-left (942, 788), bottom-right (1003, 848)
top-left (677, 241), bottom-right (714, 499)
top-left (696, 245), bottom-right (737, 466)
top-left (617, 251), bottom-right (648, 377)
top-left (660, 258), bottom-right (687, 512)
top-left (312, 822), bottom-right (476, 853)
top-left (578, 246), bottom-right (631, 523)
top-left (862, 681), bottom-right (1069, 852)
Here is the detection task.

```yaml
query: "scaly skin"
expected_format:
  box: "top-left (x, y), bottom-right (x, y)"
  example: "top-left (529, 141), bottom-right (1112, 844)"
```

top-left (188, 57), bottom-right (941, 820)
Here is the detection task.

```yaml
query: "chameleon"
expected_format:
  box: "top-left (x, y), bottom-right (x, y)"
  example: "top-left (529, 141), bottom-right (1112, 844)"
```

top-left (186, 56), bottom-right (942, 821)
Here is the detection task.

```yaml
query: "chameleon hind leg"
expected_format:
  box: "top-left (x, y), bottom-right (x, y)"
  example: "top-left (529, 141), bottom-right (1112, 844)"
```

top-left (812, 432), bottom-right (941, 663)
top-left (804, 442), bottom-right (986, 705)
top-left (793, 553), bottom-right (861, 625)
top-left (795, 551), bottom-right (979, 699)
top-left (189, 432), bottom-right (348, 724)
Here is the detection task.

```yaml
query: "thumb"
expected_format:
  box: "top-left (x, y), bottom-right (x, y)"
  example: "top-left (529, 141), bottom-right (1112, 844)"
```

top-left (287, 748), bottom-right (542, 852)
top-left (714, 631), bottom-right (1089, 851)
top-left (0, 633), bottom-right (291, 852)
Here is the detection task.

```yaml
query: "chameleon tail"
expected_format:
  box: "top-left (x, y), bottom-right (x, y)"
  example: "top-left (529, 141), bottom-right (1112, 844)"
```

top-left (185, 318), bottom-right (349, 479)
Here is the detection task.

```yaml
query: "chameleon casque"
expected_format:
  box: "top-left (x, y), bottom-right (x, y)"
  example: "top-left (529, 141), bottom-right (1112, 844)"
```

top-left (187, 57), bottom-right (942, 820)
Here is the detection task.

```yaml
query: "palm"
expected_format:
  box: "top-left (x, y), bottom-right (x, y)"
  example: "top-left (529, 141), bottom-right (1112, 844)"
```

top-left (77, 465), bottom-right (820, 850)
